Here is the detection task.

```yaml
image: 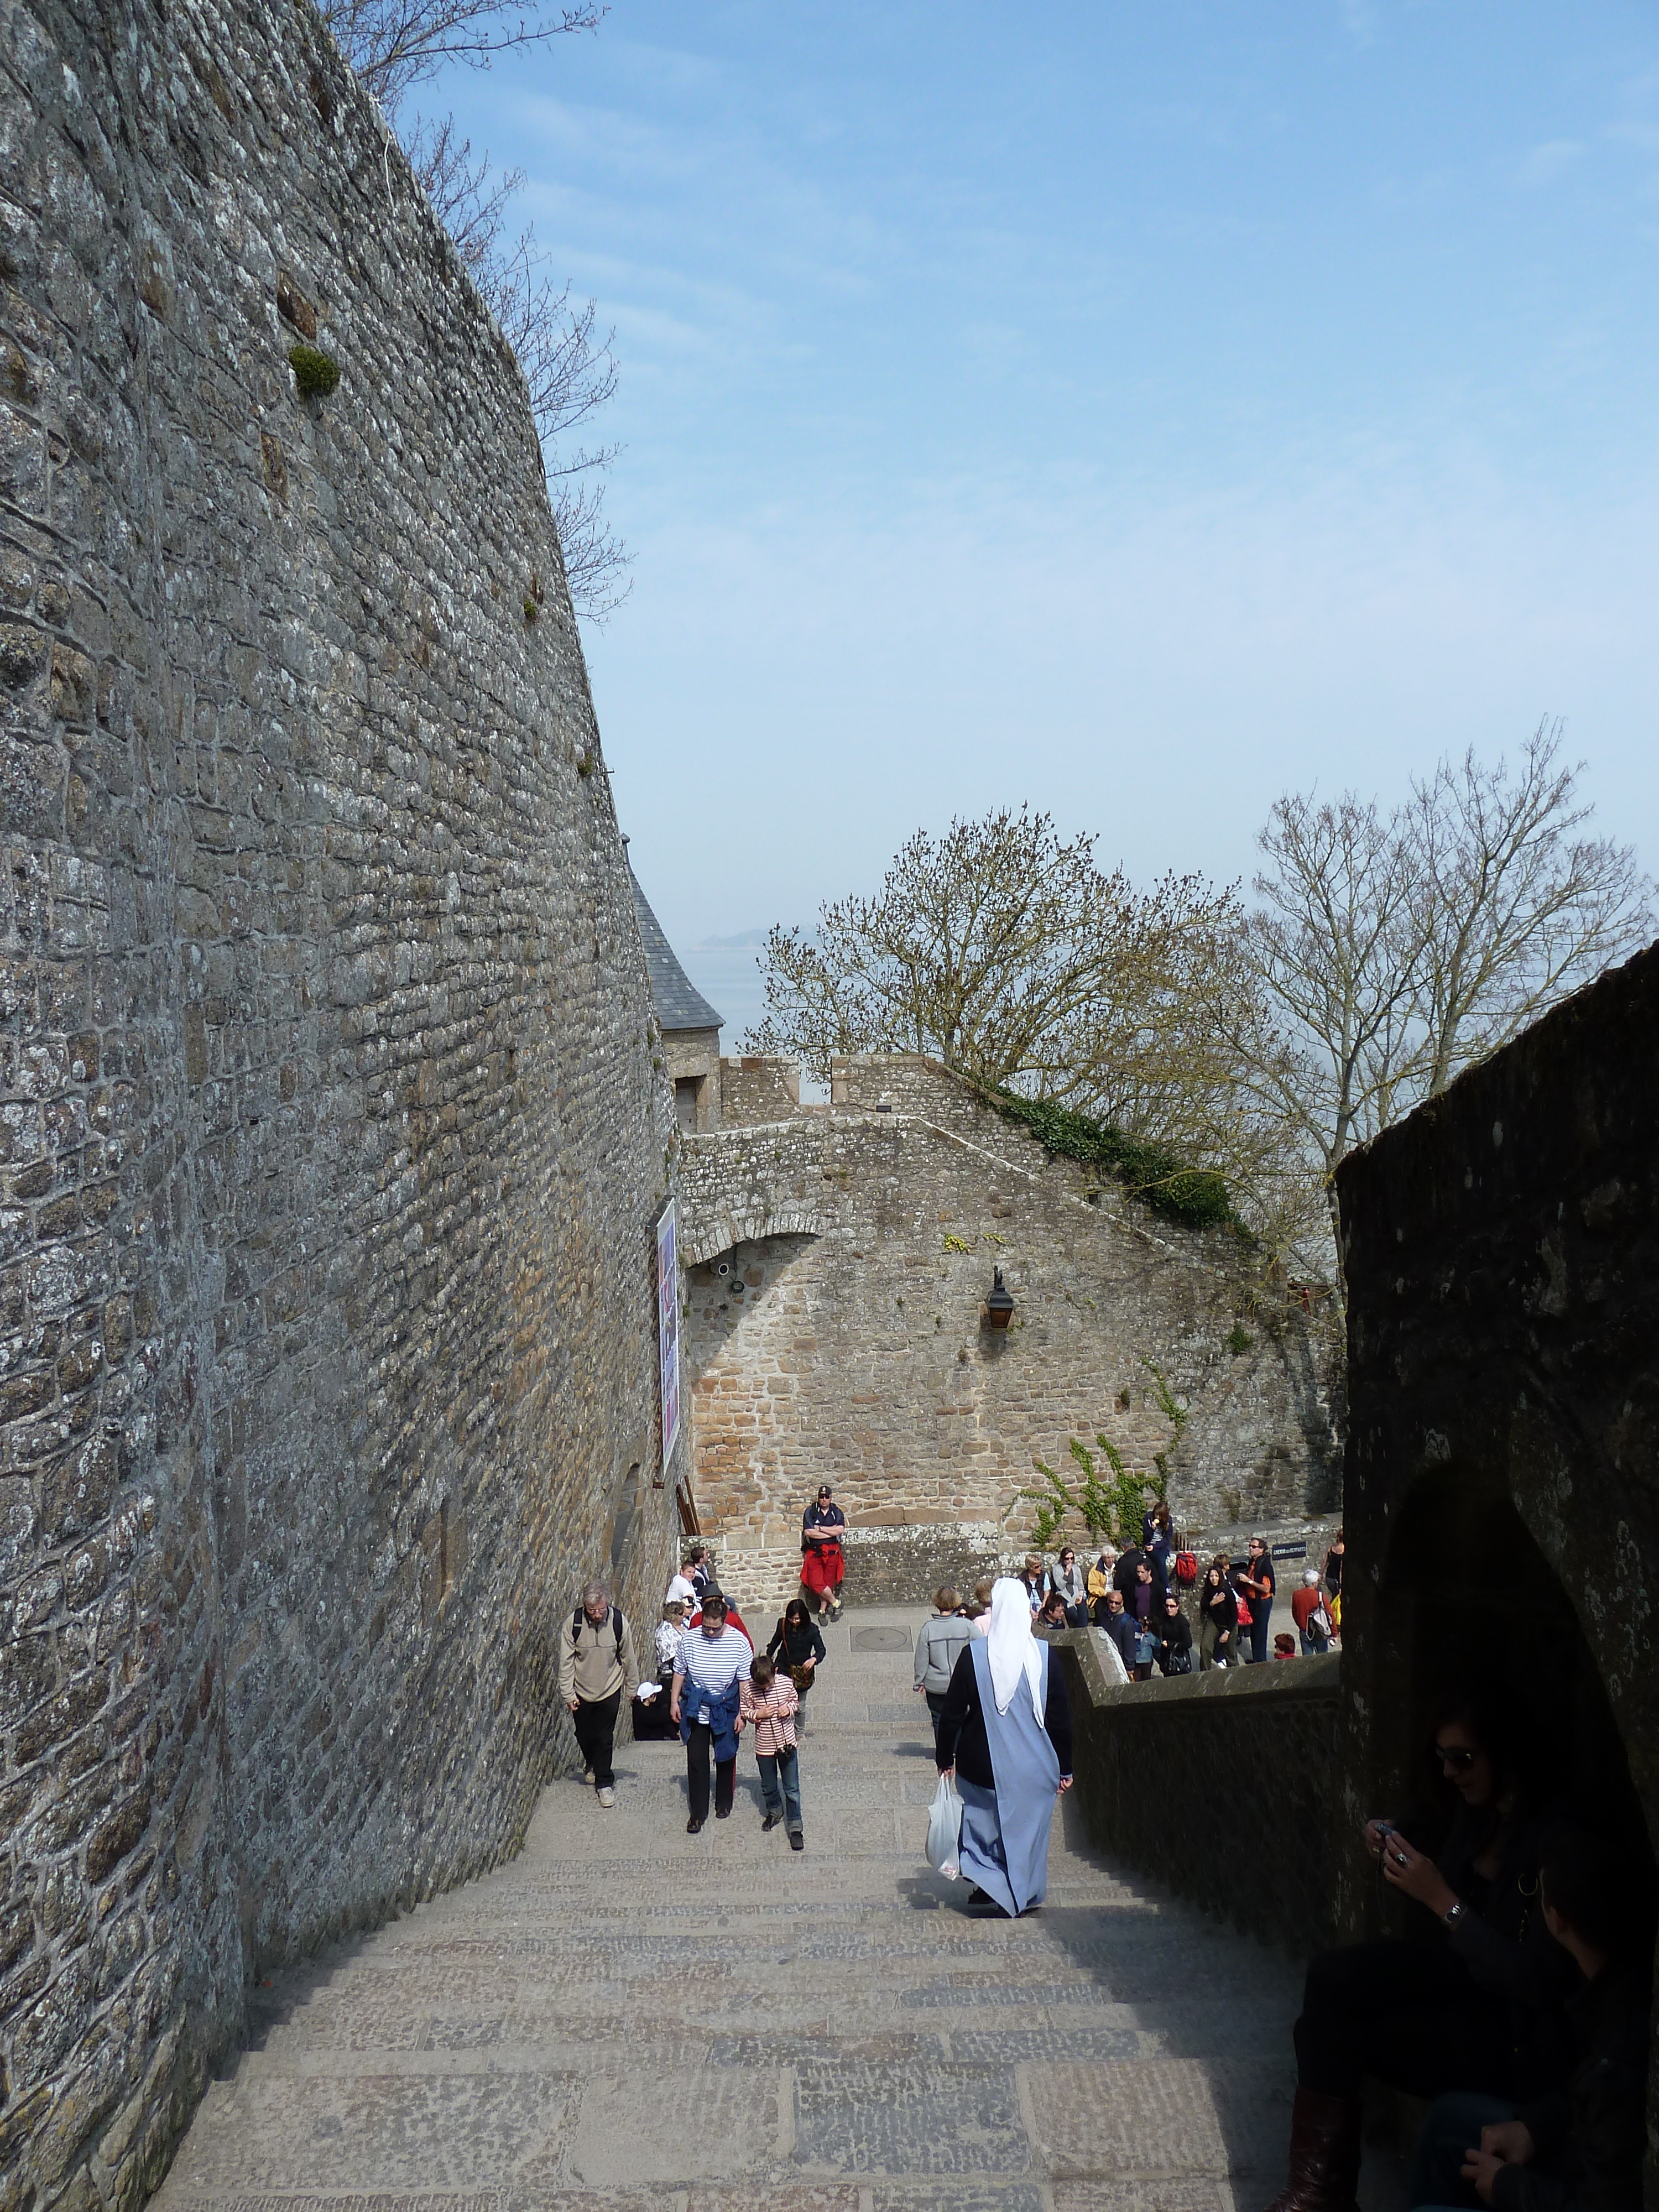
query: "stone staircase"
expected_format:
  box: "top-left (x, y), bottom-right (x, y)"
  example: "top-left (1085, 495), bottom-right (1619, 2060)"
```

top-left (150, 1608), bottom-right (1406, 2210)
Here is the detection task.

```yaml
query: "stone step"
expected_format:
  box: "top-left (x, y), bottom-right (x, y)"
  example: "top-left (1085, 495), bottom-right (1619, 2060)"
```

top-left (152, 1605), bottom-right (1402, 2212)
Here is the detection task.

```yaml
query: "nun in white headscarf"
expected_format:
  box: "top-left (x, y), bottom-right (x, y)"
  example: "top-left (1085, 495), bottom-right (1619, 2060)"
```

top-left (933, 1577), bottom-right (1073, 1917)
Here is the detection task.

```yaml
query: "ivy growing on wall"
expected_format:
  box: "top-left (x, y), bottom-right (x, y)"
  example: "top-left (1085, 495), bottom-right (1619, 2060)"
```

top-left (1017, 1432), bottom-right (1165, 1550)
top-left (982, 1087), bottom-right (1235, 1233)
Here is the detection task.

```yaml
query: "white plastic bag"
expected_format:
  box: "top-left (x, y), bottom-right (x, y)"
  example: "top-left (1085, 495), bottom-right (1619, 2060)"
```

top-left (925, 1772), bottom-right (963, 1880)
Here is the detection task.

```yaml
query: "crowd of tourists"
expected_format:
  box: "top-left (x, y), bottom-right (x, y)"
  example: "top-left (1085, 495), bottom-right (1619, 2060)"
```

top-left (559, 1533), bottom-right (834, 1850)
top-left (970, 1521), bottom-right (1345, 1679)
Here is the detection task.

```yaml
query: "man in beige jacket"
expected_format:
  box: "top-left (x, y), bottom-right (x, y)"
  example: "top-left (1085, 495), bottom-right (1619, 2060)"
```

top-left (556, 1581), bottom-right (641, 1807)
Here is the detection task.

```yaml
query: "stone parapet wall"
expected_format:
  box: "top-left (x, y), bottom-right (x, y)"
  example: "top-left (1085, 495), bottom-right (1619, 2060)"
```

top-left (0, 3), bottom-right (676, 2201)
top-left (703, 1522), bottom-right (1029, 1620)
top-left (828, 1052), bottom-right (994, 1143)
top-left (1058, 1639), bottom-right (1343, 1955)
top-left (718, 1055), bottom-right (804, 1126)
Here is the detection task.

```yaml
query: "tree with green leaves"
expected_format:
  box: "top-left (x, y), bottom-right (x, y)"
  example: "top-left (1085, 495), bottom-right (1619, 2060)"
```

top-left (746, 805), bottom-right (1255, 1152)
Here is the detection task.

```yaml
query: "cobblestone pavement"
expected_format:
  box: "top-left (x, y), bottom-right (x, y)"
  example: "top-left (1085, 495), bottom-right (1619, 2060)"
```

top-left (152, 1609), bottom-right (1406, 2211)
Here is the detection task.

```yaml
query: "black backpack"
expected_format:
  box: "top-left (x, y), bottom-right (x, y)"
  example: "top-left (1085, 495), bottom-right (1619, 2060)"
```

top-left (572, 1605), bottom-right (625, 1656)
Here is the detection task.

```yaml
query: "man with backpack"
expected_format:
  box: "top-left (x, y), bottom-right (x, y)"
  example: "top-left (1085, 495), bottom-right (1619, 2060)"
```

top-left (1292, 1567), bottom-right (1333, 1654)
top-left (556, 1580), bottom-right (641, 1808)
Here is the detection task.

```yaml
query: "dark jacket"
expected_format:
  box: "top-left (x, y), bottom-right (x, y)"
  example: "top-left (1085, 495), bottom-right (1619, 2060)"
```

top-left (1113, 1546), bottom-right (1167, 1604)
top-left (1426, 1802), bottom-right (1582, 2096)
top-left (768, 1616), bottom-right (827, 1673)
top-left (935, 1641), bottom-right (1072, 1788)
top-left (1099, 1608), bottom-right (1139, 1672)
top-left (1155, 1611), bottom-right (1194, 1675)
top-left (1201, 1579), bottom-right (1238, 1633)
top-left (1491, 1968), bottom-right (1648, 2212)
top-left (1238, 1555), bottom-right (1275, 1616)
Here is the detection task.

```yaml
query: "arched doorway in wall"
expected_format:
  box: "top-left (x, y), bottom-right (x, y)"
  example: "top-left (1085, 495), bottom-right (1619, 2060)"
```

top-left (1371, 1462), bottom-right (1654, 1910)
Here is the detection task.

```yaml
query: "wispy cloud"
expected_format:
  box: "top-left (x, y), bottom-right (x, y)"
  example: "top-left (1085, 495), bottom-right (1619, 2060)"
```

top-left (1338, 0), bottom-right (1379, 49)
top-left (1515, 138), bottom-right (1584, 188)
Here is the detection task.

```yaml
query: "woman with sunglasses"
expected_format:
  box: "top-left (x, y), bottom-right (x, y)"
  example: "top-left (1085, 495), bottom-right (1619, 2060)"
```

top-left (1263, 1682), bottom-right (1575, 2212)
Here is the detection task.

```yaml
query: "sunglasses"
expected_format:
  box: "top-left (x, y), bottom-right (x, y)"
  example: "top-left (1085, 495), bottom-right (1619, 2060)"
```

top-left (1433, 1743), bottom-right (1479, 1773)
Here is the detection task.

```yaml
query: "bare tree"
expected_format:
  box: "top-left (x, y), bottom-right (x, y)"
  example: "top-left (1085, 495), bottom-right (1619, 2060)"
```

top-left (321, 0), bottom-right (631, 619)
top-left (1407, 721), bottom-right (1649, 1095)
top-left (744, 812), bottom-right (1218, 1086)
top-left (1232, 724), bottom-right (1651, 1282)
top-left (1225, 791), bottom-right (1427, 1255)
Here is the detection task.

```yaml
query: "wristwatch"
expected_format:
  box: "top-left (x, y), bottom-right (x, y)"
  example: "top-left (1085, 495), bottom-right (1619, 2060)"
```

top-left (1444, 1901), bottom-right (1467, 1928)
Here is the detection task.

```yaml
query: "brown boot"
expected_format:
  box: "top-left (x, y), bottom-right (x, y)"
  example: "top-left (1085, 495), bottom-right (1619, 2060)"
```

top-left (1262, 2086), bottom-right (1362, 2212)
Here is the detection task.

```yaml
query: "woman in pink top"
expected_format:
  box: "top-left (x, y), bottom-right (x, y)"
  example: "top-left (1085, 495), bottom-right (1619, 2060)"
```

top-left (740, 1655), bottom-right (804, 1849)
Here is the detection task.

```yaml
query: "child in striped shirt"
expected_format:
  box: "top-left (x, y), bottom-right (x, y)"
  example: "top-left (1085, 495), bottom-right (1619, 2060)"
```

top-left (739, 1655), bottom-right (804, 1850)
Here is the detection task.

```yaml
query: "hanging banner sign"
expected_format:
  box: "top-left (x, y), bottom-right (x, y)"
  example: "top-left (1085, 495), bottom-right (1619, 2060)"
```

top-left (656, 1199), bottom-right (680, 1475)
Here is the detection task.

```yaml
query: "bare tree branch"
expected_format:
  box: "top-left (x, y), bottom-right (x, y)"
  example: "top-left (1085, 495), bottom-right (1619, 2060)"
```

top-left (1229, 728), bottom-right (1652, 1295)
top-left (321, 0), bottom-right (604, 111)
top-left (1408, 719), bottom-right (1650, 1094)
top-left (322, 0), bottom-right (630, 618)
top-left (404, 114), bottom-right (523, 271)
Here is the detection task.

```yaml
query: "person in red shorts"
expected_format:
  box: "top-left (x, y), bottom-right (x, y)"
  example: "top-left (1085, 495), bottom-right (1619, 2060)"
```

top-left (800, 1484), bottom-right (847, 1620)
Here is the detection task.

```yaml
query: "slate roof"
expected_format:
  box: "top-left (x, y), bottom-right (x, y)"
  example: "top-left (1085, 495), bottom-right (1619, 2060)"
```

top-left (629, 865), bottom-right (723, 1035)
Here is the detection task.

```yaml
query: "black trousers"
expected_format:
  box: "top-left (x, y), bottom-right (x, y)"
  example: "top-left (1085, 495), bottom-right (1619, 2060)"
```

top-left (1294, 1939), bottom-right (1518, 2102)
top-left (573, 1691), bottom-right (622, 1788)
top-left (685, 1721), bottom-right (735, 1822)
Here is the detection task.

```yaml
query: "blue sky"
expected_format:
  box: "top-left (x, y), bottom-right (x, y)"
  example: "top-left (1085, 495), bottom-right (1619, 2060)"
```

top-left (434, 2), bottom-right (1659, 1029)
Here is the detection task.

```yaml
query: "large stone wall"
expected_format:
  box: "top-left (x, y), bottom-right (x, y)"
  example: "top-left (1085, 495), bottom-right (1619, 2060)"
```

top-left (678, 1057), bottom-right (1341, 1612)
top-left (0, 2), bottom-right (677, 2203)
top-left (1334, 943), bottom-right (1659, 2183)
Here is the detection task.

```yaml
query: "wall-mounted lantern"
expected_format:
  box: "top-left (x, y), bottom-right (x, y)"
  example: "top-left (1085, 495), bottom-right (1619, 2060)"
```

top-left (983, 1267), bottom-right (1015, 1331)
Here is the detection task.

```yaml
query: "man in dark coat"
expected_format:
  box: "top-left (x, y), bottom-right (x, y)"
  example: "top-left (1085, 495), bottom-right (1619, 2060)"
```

top-left (1113, 1543), bottom-right (1167, 1606)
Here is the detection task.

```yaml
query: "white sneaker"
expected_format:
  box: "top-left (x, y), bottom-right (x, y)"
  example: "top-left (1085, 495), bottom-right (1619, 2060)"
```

top-left (596, 1787), bottom-right (615, 1808)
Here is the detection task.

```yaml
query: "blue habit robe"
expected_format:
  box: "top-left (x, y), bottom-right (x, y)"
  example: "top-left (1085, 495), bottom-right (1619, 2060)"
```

top-left (956, 1635), bottom-right (1062, 1916)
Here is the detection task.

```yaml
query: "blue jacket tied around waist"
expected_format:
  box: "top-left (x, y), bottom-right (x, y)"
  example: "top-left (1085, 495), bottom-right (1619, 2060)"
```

top-left (679, 1673), bottom-right (743, 1762)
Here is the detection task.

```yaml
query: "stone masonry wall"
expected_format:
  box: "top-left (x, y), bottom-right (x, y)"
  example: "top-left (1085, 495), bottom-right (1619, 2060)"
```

top-left (1334, 945), bottom-right (1659, 2180)
top-left (718, 1054), bottom-right (802, 1126)
top-left (1057, 1635), bottom-right (1343, 1956)
top-left (679, 1058), bottom-right (1342, 1613)
top-left (0, 3), bottom-right (678, 2204)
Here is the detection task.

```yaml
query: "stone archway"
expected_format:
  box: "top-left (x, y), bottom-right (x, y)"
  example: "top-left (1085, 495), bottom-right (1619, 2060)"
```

top-left (1366, 1463), bottom-right (1652, 1887)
